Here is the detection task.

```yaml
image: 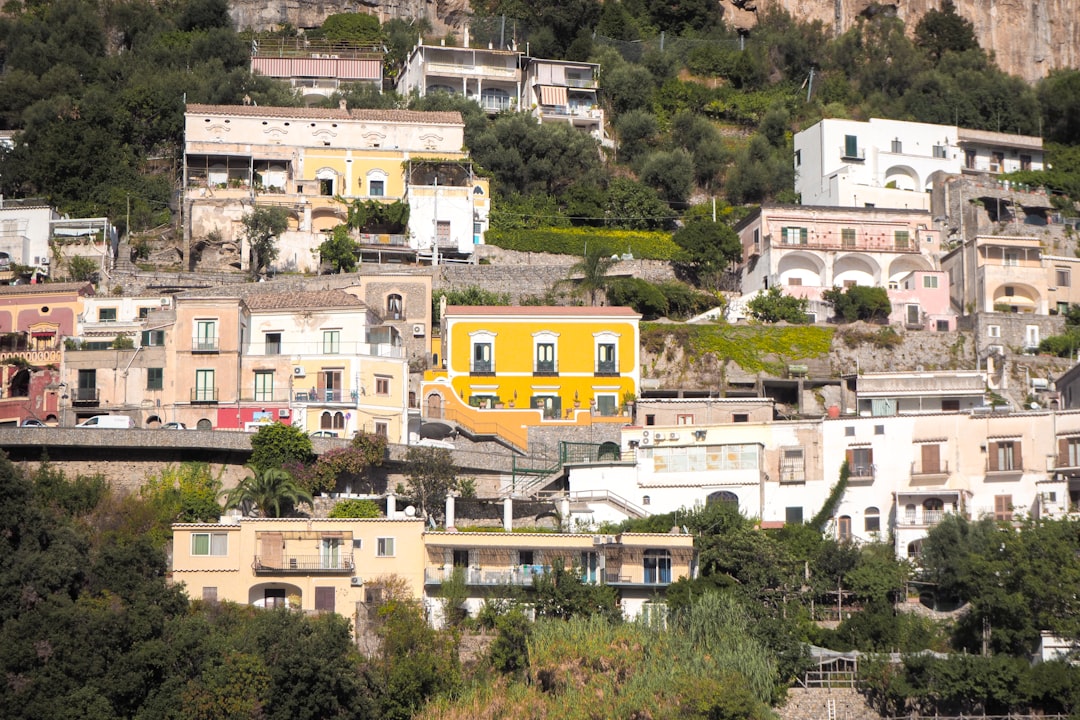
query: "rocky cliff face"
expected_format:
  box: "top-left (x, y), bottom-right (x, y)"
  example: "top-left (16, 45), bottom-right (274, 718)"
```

top-left (228, 0), bottom-right (471, 36)
top-left (721, 0), bottom-right (1080, 83)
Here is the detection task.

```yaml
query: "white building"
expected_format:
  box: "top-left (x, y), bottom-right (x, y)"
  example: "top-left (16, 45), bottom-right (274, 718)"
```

top-left (795, 118), bottom-right (1044, 210)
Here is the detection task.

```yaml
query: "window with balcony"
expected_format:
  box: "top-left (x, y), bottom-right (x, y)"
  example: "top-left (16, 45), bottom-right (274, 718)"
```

top-left (994, 494), bottom-right (1012, 521)
top-left (535, 342), bottom-right (556, 374)
top-left (643, 549), bottom-right (672, 584)
top-left (471, 341), bottom-right (493, 374)
top-left (265, 332), bottom-right (282, 355)
top-left (194, 320), bottom-right (218, 352)
top-left (923, 498), bottom-right (944, 525)
top-left (989, 440), bottom-right (1021, 472)
top-left (191, 532), bottom-right (228, 556)
top-left (147, 367), bottom-right (163, 391)
top-left (1004, 253), bottom-right (1019, 267)
top-left (318, 370), bottom-right (342, 402)
top-left (375, 376), bottom-right (390, 396)
top-left (1058, 437), bottom-right (1080, 468)
top-left (841, 228), bottom-right (856, 247)
top-left (919, 443), bottom-right (942, 474)
top-left (991, 151), bottom-right (1004, 172)
top-left (377, 537), bottom-right (395, 557)
top-left (322, 329), bottom-right (340, 354)
top-left (846, 447), bottom-right (873, 478)
top-left (596, 341), bottom-right (617, 375)
top-left (75, 369), bottom-right (97, 403)
top-left (865, 507), bottom-right (880, 533)
top-left (254, 371), bottom-right (274, 402)
top-left (98, 307), bottom-right (117, 322)
top-left (194, 369), bottom-right (216, 403)
top-left (894, 230), bottom-right (910, 250)
top-left (843, 135), bottom-right (859, 159)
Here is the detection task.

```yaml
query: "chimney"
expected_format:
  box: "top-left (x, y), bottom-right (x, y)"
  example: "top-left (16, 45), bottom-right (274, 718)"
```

top-left (445, 492), bottom-right (455, 530)
top-left (503, 497), bottom-right (513, 532)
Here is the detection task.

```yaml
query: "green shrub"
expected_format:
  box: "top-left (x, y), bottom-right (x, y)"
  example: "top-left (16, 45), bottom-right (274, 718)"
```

top-left (486, 227), bottom-right (680, 260)
top-left (327, 498), bottom-right (381, 518)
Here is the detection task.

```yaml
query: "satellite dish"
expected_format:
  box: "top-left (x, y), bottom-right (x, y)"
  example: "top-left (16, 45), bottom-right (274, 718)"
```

top-left (404, 505), bottom-right (416, 517)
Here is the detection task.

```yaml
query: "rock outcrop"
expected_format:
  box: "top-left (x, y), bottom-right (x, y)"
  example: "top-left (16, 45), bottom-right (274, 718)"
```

top-left (228, 0), bottom-right (471, 36)
top-left (721, 0), bottom-right (1080, 84)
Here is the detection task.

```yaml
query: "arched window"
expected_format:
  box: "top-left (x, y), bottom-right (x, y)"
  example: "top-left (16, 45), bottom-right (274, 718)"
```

top-left (837, 515), bottom-right (852, 541)
top-left (905, 503), bottom-right (917, 525)
top-left (923, 498), bottom-right (944, 525)
top-left (333, 412), bottom-right (345, 429)
top-left (864, 506), bottom-right (880, 533)
top-left (387, 294), bottom-right (403, 319)
top-left (196, 418), bottom-right (213, 430)
top-left (321, 411), bottom-right (333, 429)
top-left (706, 490), bottom-right (738, 505)
top-left (366, 169), bottom-right (387, 197)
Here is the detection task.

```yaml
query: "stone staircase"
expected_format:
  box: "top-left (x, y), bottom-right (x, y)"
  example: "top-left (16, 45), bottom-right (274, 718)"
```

top-left (777, 688), bottom-right (883, 720)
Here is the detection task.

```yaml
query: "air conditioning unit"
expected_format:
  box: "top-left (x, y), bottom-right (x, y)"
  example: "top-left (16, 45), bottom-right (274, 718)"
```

top-left (593, 535), bottom-right (606, 546)
top-left (350, 576), bottom-right (364, 587)
top-left (639, 435), bottom-right (650, 445)
top-left (412, 324), bottom-right (425, 337)
top-left (278, 408), bottom-right (290, 418)
top-left (669, 432), bottom-right (678, 440)
top-left (293, 367), bottom-right (306, 377)
top-left (160, 297), bottom-right (171, 306)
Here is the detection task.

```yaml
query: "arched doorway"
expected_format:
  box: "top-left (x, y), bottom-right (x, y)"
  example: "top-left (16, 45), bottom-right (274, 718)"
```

top-left (426, 393), bottom-right (443, 419)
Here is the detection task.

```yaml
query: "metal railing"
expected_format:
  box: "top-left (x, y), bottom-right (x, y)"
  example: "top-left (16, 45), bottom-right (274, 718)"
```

top-left (252, 555), bottom-right (355, 572)
top-left (191, 388), bottom-right (219, 403)
top-left (192, 337), bottom-right (219, 352)
top-left (72, 388), bottom-right (99, 403)
top-left (911, 461), bottom-right (950, 476)
top-left (293, 389), bottom-right (359, 404)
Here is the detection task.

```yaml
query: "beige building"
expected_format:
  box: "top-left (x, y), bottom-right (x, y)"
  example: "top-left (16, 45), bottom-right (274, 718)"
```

top-left (171, 517), bottom-right (427, 613)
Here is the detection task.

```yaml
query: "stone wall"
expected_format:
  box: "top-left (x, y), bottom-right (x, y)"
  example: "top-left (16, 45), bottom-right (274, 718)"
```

top-left (777, 688), bottom-right (883, 720)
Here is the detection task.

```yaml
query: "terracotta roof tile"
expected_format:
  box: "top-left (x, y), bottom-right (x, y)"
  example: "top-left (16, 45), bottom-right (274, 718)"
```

top-left (244, 290), bottom-right (365, 311)
top-left (186, 103), bottom-right (463, 126)
top-left (0, 282), bottom-right (94, 296)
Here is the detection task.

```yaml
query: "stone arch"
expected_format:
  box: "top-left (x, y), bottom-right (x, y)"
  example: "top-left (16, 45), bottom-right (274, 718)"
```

top-left (833, 253), bottom-right (881, 286)
top-left (249, 582), bottom-right (304, 608)
top-left (884, 164), bottom-right (919, 192)
top-left (992, 282), bottom-right (1041, 313)
top-left (196, 418), bottom-right (213, 430)
top-left (426, 392), bottom-right (443, 419)
top-left (707, 490), bottom-right (738, 505)
top-left (887, 255), bottom-right (934, 286)
top-left (776, 251), bottom-right (826, 287)
top-left (311, 206), bottom-right (346, 233)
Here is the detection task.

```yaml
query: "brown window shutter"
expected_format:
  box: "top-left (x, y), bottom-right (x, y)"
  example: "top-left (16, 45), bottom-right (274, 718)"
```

top-left (315, 586), bottom-right (335, 612)
top-left (988, 443), bottom-right (999, 471)
top-left (845, 449), bottom-right (854, 469)
top-left (921, 444), bottom-right (940, 474)
top-left (867, 448), bottom-right (874, 466)
top-left (1012, 441), bottom-right (1022, 471)
top-left (1060, 438), bottom-right (1070, 467)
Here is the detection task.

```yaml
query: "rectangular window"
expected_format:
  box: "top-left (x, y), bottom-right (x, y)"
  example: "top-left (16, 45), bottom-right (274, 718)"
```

top-left (1004, 253), bottom-right (1019, 267)
top-left (933, 144), bottom-right (947, 159)
top-left (191, 532), bottom-right (228, 556)
top-left (845, 426), bottom-right (855, 437)
top-left (596, 394), bottom-right (618, 416)
top-left (936, 320), bottom-right (950, 332)
top-left (147, 367), bottom-right (164, 391)
top-left (651, 444), bottom-right (758, 473)
top-left (1057, 268), bottom-right (1071, 287)
top-left (254, 371), bottom-right (274, 402)
top-left (794, 150), bottom-right (801, 166)
top-left (988, 325), bottom-right (1001, 338)
top-left (318, 370), bottom-right (342, 402)
top-left (643, 550), bottom-right (672, 584)
top-left (1059, 302), bottom-right (1071, 315)
top-left (369, 179), bottom-right (385, 197)
top-left (942, 399), bottom-right (960, 412)
top-left (733, 413), bottom-right (749, 423)
top-left (780, 448), bottom-right (805, 482)
top-left (141, 329), bottom-right (165, 346)
top-left (597, 343), bottom-right (617, 374)
top-left (535, 343), bottom-right (556, 373)
top-left (98, 307), bottom-right (117, 322)
top-left (472, 342), bottom-right (493, 373)
top-left (844, 134), bottom-right (859, 158)
top-left (785, 507), bottom-right (803, 524)
top-left (906, 304), bottom-right (921, 325)
top-left (1020, 154), bottom-right (1032, 171)
top-left (920, 443), bottom-right (941, 474)
top-left (788, 277), bottom-right (803, 286)
top-left (989, 441), bottom-right (1021, 472)
top-left (874, 425), bottom-right (885, 435)
top-left (841, 228), bottom-right (856, 247)
top-left (375, 376), bottom-right (390, 396)
top-left (994, 494), bottom-right (1013, 521)
top-left (865, 513), bottom-right (881, 533)
top-left (676, 414), bottom-right (694, 425)
top-left (1061, 437), bottom-right (1080, 467)
top-left (265, 332), bottom-right (282, 355)
top-left (436, 220), bottom-right (451, 244)
top-left (322, 330), bottom-right (340, 354)
top-left (894, 230), bottom-right (910, 250)
top-left (374, 421), bottom-right (388, 438)
top-left (991, 151), bottom-right (1004, 172)
top-left (376, 537), bottom-right (395, 557)
top-left (891, 139), bottom-right (902, 154)
top-left (314, 586), bottom-right (335, 612)
top-left (138, 307), bottom-right (152, 319)
top-left (202, 587), bottom-right (218, 602)
top-left (194, 320), bottom-right (218, 352)
top-left (923, 275), bottom-right (939, 289)
top-left (194, 369), bottom-right (215, 402)
top-left (843, 280), bottom-right (857, 289)
top-left (965, 148), bottom-right (977, 169)
top-left (782, 227), bottom-right (808, 245)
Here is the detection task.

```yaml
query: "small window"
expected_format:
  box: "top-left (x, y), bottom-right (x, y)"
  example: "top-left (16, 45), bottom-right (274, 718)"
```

top-left (377, 537), bottom-right (395, 557)
top-left (864, 507), bottom-right (881, 533)
top-left (386, 294), bottom-right (403, 319)
top-left (352, 539), bottom-right (363, 550)
top-left (994, 494), bottom-right (1013, 522)
top-left (1004, 286), bottom-right (1015, 297)
top-left (733, 414), bottom-right (749, 423)
top-left (794, 150), bottom-right (801, 166)
top-left (141, 329), bottom-right (165, 346)
top-left (785, 507), bottom-right (804, 524)
top-left (98, 307), bottom-right (117, 322)
top-left (845, 427), bottom-right (855, 437)
top-left (1057, 268), bottom-right (1071, 288)
top-left (518, 550), bottom-right (535, 566)
top-left (369, 179), bottom-right (385, 197)
top-left (874, 425), bottom-right (884, 435)
top-left (933, 144), bottom-right (947, 159)
top-left (265, 332), bottom-right (282, 355)
top-left (891, 139), bottom-right (902, 154)
top-left (192, 532), bottom-right (228, 556)
top-left (138, 307), bottom-right (152, 319)
top-left (988, 325), bottom-right (1001, 338)
top-left (1004, 254), bottom-right (1018, 268)
top-left (923, 275), bottom-right (939, 289)
top-left (147, 368), bottom-right (163, 390)
top-left (936, 320), bottom-right (949, 332)
top-left (374, 421), bottom-right (388, 438)
top-left (841, 228), bottom-right (856, 247)
top-left (645, 414), bottom-right (655, 426)
top-left (894, 230), bottom-right (910, 250)
top-left (322, 330), bottom-right (340, 354)
top-left (375, 376), bottom-right (390, 396)
top-left (202, 587), bottom-right (218, 602)
top-left (676, 414), bottom-right (694, 425)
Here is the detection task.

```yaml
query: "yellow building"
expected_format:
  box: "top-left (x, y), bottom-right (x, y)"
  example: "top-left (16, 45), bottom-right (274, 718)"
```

top-left (421, 306), bottom-right (641, 450)
top-left (171, 517), bottom-right (427, 612)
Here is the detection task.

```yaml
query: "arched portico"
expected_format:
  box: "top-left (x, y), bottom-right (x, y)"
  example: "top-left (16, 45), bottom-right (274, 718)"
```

top-left (833, 253), bottom-right (880, 287)
top-left (776, 251), bottom-right (826, 288)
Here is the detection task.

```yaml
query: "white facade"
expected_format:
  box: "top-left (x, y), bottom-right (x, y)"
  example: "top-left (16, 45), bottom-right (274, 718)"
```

top-left (795, 118), bottom-right (1043, 210)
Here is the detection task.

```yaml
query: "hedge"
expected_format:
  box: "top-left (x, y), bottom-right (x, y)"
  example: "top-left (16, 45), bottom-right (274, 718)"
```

top-left (486, 227), bottom-right (681, 260)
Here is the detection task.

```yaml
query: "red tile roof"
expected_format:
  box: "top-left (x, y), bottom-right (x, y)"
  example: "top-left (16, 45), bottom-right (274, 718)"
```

top-left (244, 290), bottom-right (365, 311)
top-left (0, 282), bottom-right (94, 296)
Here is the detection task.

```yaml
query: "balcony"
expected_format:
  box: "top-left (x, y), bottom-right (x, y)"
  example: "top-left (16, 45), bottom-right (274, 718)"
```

top-left (780, 467), bottom-right (806, 483)
top-left (470, 361), bottom-right (493, 376)
top-left (606, 571), bottom-right (672, 587)
top-left (252, 555), bottom-right (355, 574)
top-left (192, 337), bottom-right (219, 353)
top-left (293, 389), bottom-right (358, 404)
top-left (910, 461), bottom-right (950, 482)
top-left (191, 388), bottom-right (219, 404)
top-left (848, 465), bottom-right (876, 483)
top-left (595, 361), bottom-right (618, 377)
top-left (71, 388), bottom-right (99, 405)
top-left (898, 510), bottom-right (947, 527)
top-left (424, 566), bottom-right (552, 586)
top-left (840, 146), bottom-right (865, 161)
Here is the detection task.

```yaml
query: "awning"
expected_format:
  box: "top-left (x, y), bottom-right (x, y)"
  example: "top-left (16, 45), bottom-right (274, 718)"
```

top-left (540, 85), bottom-right (568, 106)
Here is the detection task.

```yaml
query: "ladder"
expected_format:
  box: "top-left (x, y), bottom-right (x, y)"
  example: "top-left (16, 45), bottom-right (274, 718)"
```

top-left (826, 698), bottom-right (837, 720)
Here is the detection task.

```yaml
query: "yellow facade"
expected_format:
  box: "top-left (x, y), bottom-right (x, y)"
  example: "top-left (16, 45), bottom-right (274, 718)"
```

top-left (422, 306), bottom-right (640, 449)
top-left (171, 518), bottom-right (427, 612)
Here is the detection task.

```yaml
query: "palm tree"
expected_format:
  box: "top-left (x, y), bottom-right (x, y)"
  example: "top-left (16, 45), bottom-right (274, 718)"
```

top-left (223, 465), bottom-right (314, 518)
top-left (566, 246), bottom-right (618, 306)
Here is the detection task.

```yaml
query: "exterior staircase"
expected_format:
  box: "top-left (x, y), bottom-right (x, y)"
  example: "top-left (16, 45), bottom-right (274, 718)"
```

top-left (777, 688), bottom-right (882, 720)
